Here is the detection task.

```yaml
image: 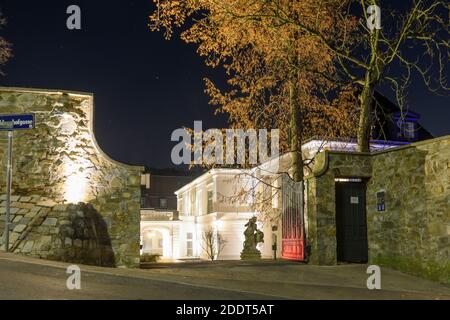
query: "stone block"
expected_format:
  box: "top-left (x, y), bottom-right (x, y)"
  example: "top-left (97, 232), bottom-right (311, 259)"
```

top-left (22, 241), bottom-right (35, 253)
top-left (53, 204), bottom-right (68, 212)
top-left (74, 239), bottom-right (83, 248)
top-left (30, 206), bottom-right (42, 213)
top-left (12, 215), bottom-right (23, 223)
top-left (42, 217), bottom-right (58, 227)
top-left (19, 217), bottom-right (30, 225)
top-left (39, 235), bottom-right (52, 246)
top-left (29, 196), bottom-right (42, 204)
top-left (64, 238), bottom-right (73, 247)
top-left (10, 232), bottom-right (19, 244)
top-left (14, 202), bottom-right (35, 210)
top-left (25, 211), bottom-right (38, 219)
top-left (110, 177), bottom-right (123, 189)
top-left (13, 224), bottom-right (27, 233)
top-left (37, 200), bottom-right (57, 208)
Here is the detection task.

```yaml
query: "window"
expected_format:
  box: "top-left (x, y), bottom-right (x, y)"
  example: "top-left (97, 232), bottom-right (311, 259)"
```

top-left (190, 190), bottom-right (196, 215)
top-left (140, 173), bottom-right (150, 189)
top-left (186, 232), bottom-right (193, 257)
top-left (158, 239), bottom-right (163, 248)
top-left (397, 121), bottom-right (416, 140)
top-left (159, 198), bottom-right (168, 209)
top-left (207, 190), bottom-right (213, 214)
top-left (403, 122), bottom-right (416, 140)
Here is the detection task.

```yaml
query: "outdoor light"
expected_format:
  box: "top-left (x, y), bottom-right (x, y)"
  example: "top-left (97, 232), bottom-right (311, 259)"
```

top-left (64, 170), bottom-right (88, 204)
top-left (63, 159), bottom-right (88, 204)
top-left (57, 110), bottom-right (91, 204)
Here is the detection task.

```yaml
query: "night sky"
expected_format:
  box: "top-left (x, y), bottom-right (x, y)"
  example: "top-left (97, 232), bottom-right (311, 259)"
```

top-left (0, 0), bottom-right (448, 169)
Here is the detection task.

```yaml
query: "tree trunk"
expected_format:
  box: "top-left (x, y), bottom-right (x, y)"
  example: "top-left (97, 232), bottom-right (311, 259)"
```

top-left (357, 5), bottom-right (381, 153)
top-left (357, 81), bottom-right (374, 153)
top-left (289, 72), bottom-right (308, 260)
top-left (289, 78), bottom-right (303, 183)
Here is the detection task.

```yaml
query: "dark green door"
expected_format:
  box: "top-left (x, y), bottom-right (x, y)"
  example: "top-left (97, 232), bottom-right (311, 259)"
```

top-left (335, 181), bottom-right (368, 263)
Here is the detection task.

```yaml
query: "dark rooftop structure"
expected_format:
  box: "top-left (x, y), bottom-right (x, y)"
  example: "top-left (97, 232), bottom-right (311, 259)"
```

top-left (371, 92), bottom-right (433, 143)
top-left (140, 168), bottom-right (200, 210)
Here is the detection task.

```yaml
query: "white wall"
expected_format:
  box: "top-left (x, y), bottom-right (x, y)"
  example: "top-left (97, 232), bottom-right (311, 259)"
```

top-left (169, 169), bottom-right (284, 261)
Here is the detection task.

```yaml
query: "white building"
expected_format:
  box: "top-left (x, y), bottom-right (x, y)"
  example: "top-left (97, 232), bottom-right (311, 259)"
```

top-left (140, 138), bottom-right (403, 262)
top-left (141, 168), bottom-right (278, 261)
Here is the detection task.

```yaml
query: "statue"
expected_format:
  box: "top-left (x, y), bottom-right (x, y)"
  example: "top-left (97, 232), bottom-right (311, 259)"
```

top-left (240, 217), bottom-right (264, 260)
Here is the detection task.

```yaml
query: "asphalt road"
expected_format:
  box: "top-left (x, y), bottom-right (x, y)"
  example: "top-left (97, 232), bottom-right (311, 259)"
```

top-left (0, 258), bottom-right (275, 300)
top-left (1, 254), bottom-right (449, 300)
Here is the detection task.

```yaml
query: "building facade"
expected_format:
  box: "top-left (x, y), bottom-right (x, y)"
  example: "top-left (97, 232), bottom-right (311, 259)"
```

top-left (141, 169), bottom-right (277, 261)
top-left (140, 169), bottom-right (196, 258)
top-left (139, 139), bottom-right (406, 262)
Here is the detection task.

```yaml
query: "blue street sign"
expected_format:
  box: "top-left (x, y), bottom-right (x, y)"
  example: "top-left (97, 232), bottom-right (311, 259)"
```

top-left (0, 114), bottom-right (35, 131)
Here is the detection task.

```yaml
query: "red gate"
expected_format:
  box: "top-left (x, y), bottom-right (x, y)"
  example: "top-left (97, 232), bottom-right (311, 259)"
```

top-left (281, 174), bottom-right (306, 261)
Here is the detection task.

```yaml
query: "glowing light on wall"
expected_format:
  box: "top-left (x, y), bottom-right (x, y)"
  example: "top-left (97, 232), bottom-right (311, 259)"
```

top-left (59, 112), bottom-right (91, 204)
top-left (64, 158), bottom-right (88, 203)
top-left (64, 170), bottom-right (88, 203)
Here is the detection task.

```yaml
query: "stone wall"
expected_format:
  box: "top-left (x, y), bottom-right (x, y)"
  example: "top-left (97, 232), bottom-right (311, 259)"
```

top-left (306, 136), bottom-right (449, 283)
top-left (367, 136), bottom-right (450, 283)
top-left (1, 196), bottom-right (115, 266)
top-left (0, 87), bottom-right (144, 267)
top-left (306, 152), bottom-right (372, 265)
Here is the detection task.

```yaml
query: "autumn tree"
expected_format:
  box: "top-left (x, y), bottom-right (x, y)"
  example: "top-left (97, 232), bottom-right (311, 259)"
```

top-left (211, 0), bottom-right (449, 151)
top-left (0, 10), bottom-right (12, 74)
top-left (149, 0), bottom-right (448, 256)
top-left (150, 0), bottom-right (358, 182)
top-left (149, 0), bottom-right (363, 232)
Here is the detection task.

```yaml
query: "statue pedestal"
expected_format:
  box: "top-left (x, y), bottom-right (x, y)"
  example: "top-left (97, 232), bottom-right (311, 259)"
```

top-left (240, 249), bottom-right (261, 260)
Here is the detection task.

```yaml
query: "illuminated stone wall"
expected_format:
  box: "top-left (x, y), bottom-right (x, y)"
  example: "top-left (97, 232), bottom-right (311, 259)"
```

top-left (0, 87), bottom-right (144, 267)
top-left (306, 136), bottom-right (450, 283)
top-left (368, 136), bottom-right (450, 284)
top-left (306, 152), bottom-right (372, 265)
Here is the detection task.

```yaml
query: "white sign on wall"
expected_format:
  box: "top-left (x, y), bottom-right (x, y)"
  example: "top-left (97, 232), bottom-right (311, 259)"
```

top-left (350, 196), bottom-right (359, 204)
